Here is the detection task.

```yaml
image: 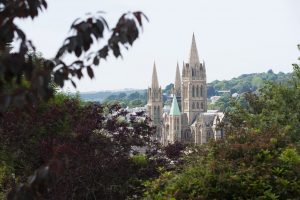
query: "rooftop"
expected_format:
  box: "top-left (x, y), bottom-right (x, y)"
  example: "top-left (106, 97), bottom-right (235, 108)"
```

top-left (169, 95), bottom-right (181, 116)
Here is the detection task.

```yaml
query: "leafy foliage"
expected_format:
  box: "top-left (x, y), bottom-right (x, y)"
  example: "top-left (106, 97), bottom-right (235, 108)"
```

top-left (0, 0), bottom-right (148, 112)
top-left (163, 83), bottom-right (174, 94)
top-left (1, 94), bottom-right (166, 199)
top-left (104, 91), bottom-right (147, 108)
top-left (0, 1), bottom-right (153, 199)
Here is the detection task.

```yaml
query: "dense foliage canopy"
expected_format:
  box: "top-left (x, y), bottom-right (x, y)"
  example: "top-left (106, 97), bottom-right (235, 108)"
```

top-left (0, 0), bottom-right (153, 199)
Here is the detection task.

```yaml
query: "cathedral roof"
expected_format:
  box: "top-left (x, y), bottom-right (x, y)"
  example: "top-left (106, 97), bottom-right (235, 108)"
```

top-left (169, 95), bottom-right (181, 116)
top-left (151, 62), bottom-right (159, 89)
top-left (189, 33), bottom-right (200, 66)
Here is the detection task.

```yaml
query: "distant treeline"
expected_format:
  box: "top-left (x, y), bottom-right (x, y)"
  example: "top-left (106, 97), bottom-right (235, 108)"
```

top-left (79, 90), bottom-right (146, 104)
top-left (80, 70), bottom-right (292, 107)
top-left (103, 91), bottom-right (147, 108)
top-left (207, 69), bottom-right (291, 97)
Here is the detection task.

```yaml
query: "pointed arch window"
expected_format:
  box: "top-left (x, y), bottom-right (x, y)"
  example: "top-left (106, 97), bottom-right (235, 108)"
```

top-left (197, 102), bottom-right (199, 109)
top-left (200, 85), bottom-right (204, 97)
top-left (153, 106), bottom-right (156, 122)
top-left (192, 85), bottom-right (195, 97)
top-left (153, 106), bottom-right (160, 123)
top-left (196, 85), bottom-right (199, 97)
top-left (200, 66), bottom-right (203, 71)
top-left (200, 66), bottom-right (204, 79)
top-left (166, 125), bottom-right (169, 135)
top-left (192, 102), bottom-right (195, 109)
top-left (174, 118), bottom-right (176, 130)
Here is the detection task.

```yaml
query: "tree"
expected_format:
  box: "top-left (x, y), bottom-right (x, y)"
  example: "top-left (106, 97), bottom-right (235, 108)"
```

top-left (251, 76), bottom-right (264, 89)
top-left (0, 1), bottom-right (150, 198)
top-left (118, 92), bottom-right (127, 99)
top-left (214, 93), bottom-right (231, 111)
top-left (1, 96), bottom-right (163, 199)
top-left (0, 0), bottom-right (148, 112)
top-left (207, 84), bottom-right (216, 97)
top-left (163, 83), bottom-right (174, 94)
top-left (128, 92), bottom-right (141, 100)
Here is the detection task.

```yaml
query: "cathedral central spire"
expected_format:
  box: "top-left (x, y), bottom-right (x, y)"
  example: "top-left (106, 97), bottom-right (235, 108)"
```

top-left (189, 33), bottom-right (200, 66)
top-left (151, 62), bottom-right (159, 89)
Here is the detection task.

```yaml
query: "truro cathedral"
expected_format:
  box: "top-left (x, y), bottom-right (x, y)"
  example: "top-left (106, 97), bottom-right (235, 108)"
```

top-left (147, 34), bottom-right (224, 145)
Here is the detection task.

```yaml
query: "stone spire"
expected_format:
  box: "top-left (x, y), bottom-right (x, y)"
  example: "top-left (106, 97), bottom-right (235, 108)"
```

top-left (151, 62), bottom-right (159, 89)
top-left (189, 33), bottom-right (200, 66)
top-left (174, 62), bottom-right (181, 92)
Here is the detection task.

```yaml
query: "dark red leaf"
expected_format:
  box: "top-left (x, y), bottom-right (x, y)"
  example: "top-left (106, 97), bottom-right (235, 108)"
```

top-left (87, 66), bottom-right (94, 79)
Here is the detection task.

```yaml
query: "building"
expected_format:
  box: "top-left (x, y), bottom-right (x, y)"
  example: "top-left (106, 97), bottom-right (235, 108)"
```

top-left (147, 34), bottom-right (224, 145)
top-left (210, 96), bottom-right (221, 104)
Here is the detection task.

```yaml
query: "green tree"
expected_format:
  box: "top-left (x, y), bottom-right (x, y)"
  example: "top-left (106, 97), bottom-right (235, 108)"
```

top-left (251, 76), bottom-right (264, 89)
top-left (128, 91), bottom-right (141, 100)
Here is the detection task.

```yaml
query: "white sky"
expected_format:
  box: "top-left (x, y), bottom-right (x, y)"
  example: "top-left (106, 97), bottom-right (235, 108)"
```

top-left (16, 0), bottom-right (300, 92)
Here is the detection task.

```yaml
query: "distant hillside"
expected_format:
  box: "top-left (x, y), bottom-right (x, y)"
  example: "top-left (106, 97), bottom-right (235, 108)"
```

top-left (80, 91), bottom-right (114, 102)
top-left (103, 90), bottom-right (147, 108)
top-left (79, 70), bottom-right (292, 107)
top-left (79, 89), bottom-right (146, 103)
top-left (207, 69), bottom-right (291, 97)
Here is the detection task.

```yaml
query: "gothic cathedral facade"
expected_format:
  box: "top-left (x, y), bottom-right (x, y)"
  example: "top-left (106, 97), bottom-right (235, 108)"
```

top-left (147, 34), bottom-right (224, 145)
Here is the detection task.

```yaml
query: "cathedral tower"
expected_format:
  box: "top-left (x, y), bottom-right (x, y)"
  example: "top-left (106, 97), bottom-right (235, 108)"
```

top-left (147, 62), bottom-right (163, 139)
top-left (181, 34), bottom-right (207, 125)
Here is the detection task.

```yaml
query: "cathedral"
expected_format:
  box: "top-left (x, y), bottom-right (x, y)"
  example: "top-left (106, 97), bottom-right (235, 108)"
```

top-left (147, 34), bottom-right (224, 145)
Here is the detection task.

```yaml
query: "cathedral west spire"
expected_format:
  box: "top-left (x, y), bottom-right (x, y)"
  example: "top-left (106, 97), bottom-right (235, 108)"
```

top-left (189, 33), bottom-right (200, 67)
top-left (147, 62), bottom-right (163, 142)
top-left (151, 62), bottom-right (159, 89)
